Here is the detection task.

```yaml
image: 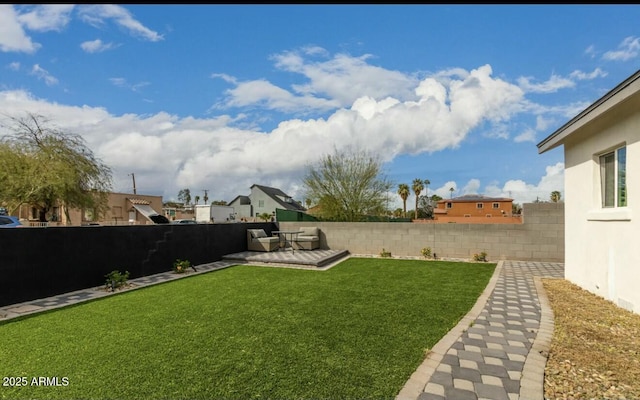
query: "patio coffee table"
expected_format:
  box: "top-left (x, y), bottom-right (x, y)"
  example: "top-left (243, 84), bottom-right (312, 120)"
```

top-left (272, 230), bottom-right (304, 254)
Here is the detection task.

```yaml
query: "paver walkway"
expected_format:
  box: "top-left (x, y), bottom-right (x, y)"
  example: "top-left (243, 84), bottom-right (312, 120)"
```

top-left (397, 260), bottom-right (564, 400)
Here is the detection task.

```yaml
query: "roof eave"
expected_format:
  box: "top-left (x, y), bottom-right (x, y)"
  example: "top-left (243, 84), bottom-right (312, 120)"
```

top-left (537, 69), bottom-right (640, 154)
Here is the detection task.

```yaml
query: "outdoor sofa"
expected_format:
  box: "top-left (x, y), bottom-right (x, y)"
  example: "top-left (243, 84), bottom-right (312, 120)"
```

top-left (293, 226), bottom-right (320, 250)
top-left (247, 229), bottom-right (280, 252)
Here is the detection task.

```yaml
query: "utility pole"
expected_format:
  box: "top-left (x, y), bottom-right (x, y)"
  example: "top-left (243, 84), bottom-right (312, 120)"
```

top-left (203, 189), bottom-right (209, 204)
top-left (129, 173), bottom-right (137, 194)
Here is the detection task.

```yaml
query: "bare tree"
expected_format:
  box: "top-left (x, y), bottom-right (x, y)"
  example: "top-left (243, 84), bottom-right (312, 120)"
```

top-left (303, 147), bottom-right (392, 221)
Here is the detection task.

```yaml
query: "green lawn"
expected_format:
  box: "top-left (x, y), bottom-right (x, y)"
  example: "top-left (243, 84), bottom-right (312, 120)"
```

top-left (0, 258), bottom-right (495, 400)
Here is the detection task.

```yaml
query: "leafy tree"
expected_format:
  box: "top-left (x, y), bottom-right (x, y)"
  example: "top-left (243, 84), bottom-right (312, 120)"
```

top-left (177, 188), bottom-right (191, 206)
top-left (412, 178), bottom-right (424, 220)
top-left (397, 183), bottom-right (410, 218)
top-left (550, 190), bottom-right (561, 203)
top-left (0, 112), bottom-right (112, 223)
top-left (211, 200), bottom-right (227, 205)
top-left (431, 194), bottom-right (443, 202)
top-left (258, 212), bottom-right (272, 222)
top-left (302, 147), bottom-right (392, 222)
top-left (512, 202), bottom-right (522, 215)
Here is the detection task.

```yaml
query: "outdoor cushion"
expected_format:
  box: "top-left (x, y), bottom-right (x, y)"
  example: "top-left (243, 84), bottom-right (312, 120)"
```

top-left (299, 227), bottom-right (319, 237)
top-left (248, 229), bottom-right (268, 239)
top-left (296, 235), bottom-right (318, 242)
top-left (255, 237), bottom-right (279, 244)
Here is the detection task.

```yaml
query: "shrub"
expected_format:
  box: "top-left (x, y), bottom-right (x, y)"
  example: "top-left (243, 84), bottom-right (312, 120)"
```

top-left (421, 247), bottom-right (432, 259)
top-left (473, 251), bottom-right (488, 262)
top-left (173, 259), bottom-right (191, 274)
top-left (379, 248), bottom-right (392, 258)
top-left (105, 270), bottom-right (130, 292)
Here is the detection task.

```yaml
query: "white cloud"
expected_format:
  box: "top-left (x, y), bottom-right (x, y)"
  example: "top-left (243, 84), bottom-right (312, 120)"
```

top-left (433, 181), bottom-right (458, 200)
top-left (517, 73), bottom-right (575, 93)
top-left (30, 64), bottom-right (58, 86)
top-left (422, 163), bottom-right (564, 207)
top-left (461, 179), bottom-right (481, 195)
top-left (514, 129), bottom-right (536, 143)
top-left (0, 5), bottom-right (40, 53)
top-left (603, 36), bottom-right (640, 61)
top-left (535, 115), bottom-right (553, 131)
top-left (569, 67), bottom-right (607, 80)
top-left (211, 73), bottom-right (238, 85)
top-left (7, 62), bottom-right (21, 71)
top-left (0, 4), bottom-right (159, 54)
top-left (109, 77), bottom-right (150, 93)
top-left (0, 62), bottom-right (529, 202)
top-left (16, 4), bottom-right (74, 32)
top-left (484, 162), bottom-right (564, 204)
top-left (80, 39), bottom-right (117, 53)
top-left (77, 5), bottom-right (163, 42)
top-left (216, 49), bottom-right (419, 114)
top-left (215, 79), bottom-right (339, 114)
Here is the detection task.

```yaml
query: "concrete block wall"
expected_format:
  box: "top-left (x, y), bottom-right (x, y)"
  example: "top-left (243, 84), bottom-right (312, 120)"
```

top-left (279, 202), bottom-right (564, 262)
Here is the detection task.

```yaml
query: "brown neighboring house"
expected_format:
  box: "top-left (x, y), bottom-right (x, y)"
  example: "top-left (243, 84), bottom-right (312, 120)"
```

top-left (12, 192), bottom-right (165, 226)
top-left (432, 194), bottom-right (520, 224)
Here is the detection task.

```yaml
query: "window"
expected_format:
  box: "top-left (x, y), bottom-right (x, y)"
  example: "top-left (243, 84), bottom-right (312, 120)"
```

top-left (492, 203), bottom-right (500, 209)
top-left (446, 202), bottom-right (452, 209)
top-left (476, 203), bottom-right (484, 209)
top-left (258, 200), bottom-right (264, 208)
top-left (600, 146), bottom-right (627, 208)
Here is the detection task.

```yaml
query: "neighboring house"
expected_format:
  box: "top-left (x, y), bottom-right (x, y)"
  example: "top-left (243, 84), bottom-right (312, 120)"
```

top-left (433, 194), bottom-right (519, 223)
top-left (538, 69), bottom-right (639, 314)
top-left (12, 192), bottom-right (165, 226)
top-left (228, 184), bottom-right (306, 221)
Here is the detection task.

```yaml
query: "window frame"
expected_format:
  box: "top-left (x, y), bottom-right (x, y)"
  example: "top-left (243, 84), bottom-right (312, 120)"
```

top-left (599, 145), bottom-right (627, 208)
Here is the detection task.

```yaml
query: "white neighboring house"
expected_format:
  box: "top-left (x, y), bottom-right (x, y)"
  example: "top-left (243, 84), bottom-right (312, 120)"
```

top-left (538, 69), bottom-right (639, 314)
top-left (228, 184), bottom-right (306, 221)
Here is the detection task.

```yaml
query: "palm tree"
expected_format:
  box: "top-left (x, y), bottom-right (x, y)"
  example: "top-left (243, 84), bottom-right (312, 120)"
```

top-left (449, 187), bottom-right (455, 199)
top-left (550, 191), bottom-right (561, 203)
top-left (412, 178), bottom-right (424, 220)
top-left (424, 179), bottom-right (431, 205)
top-left (397, 183), bottom-right (410, 218)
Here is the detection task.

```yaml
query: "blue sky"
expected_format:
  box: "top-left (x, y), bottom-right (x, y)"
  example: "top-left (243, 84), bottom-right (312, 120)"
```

top-left (1, 4), bottom-right (639, 209)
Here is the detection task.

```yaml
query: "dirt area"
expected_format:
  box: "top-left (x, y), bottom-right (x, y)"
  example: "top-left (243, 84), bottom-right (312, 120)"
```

top-left (542, 278), bottom-right (640, 399)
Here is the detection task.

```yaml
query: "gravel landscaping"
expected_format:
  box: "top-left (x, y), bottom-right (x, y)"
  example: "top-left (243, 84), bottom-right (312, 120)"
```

top-left (542, 279), bottom-right (640, 399)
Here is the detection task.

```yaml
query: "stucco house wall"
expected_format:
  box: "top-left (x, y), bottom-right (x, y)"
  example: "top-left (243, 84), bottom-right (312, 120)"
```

top-left (538, 69), bottom-right (640, 313)
top-left (249, 186), bottom-right (279, 219)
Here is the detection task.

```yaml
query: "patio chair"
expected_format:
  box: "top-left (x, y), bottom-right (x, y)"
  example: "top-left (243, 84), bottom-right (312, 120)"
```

top-left (247, 229), bottom-right (280, 252)
top-left (293, 226), bottom-right (320, 250)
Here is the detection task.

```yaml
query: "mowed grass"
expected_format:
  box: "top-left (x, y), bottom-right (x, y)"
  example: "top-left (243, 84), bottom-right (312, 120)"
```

top-left (0, 258), bottom-right (495, 400)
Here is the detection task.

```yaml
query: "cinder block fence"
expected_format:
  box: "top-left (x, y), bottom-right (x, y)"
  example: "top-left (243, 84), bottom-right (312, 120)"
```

top-left (279, 202), bottom-right (564, 262)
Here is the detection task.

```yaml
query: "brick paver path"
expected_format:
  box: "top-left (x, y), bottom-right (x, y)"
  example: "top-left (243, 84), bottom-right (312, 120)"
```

top-left (398, 260), bottom-right (564, 400)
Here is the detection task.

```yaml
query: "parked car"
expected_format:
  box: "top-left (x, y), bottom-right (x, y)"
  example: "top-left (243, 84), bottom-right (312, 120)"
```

top-left (0, 216), bottom-right (23, 228)
top-left (171, 219), bottom-right (197, 224)
top-left (149, 214), bottom-right (170, 224)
